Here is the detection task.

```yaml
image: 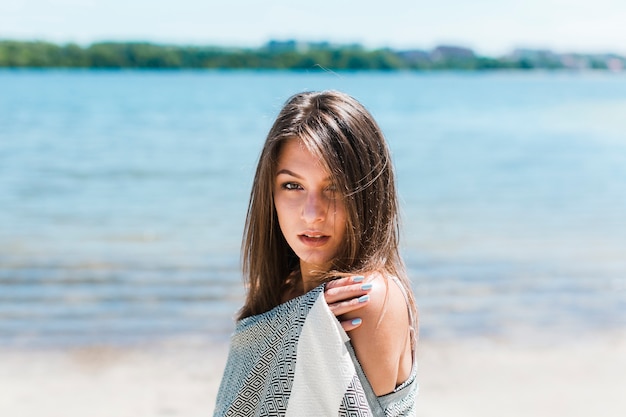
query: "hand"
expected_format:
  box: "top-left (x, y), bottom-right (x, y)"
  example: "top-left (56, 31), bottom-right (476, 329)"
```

top-left (324, 275), bottom-right (372, 331)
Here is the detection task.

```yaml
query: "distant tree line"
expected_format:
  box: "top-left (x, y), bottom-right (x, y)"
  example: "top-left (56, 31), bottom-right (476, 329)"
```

top-left (0, 40), bottom-right (623, 71)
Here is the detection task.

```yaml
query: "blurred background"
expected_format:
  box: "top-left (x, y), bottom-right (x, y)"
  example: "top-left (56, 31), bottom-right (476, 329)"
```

top-left (1, 1), bottom-right (625, 416)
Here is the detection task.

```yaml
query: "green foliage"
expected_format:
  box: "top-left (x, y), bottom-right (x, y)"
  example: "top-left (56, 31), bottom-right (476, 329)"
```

top-left (0, 40), bottom-right (623, 71)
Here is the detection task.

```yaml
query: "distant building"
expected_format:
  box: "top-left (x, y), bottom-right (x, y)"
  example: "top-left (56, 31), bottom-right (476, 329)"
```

top-left (560, 54), bottom-right (591, 70)
top-left (506, 49), bottom-right (562, 68)
top-left (509, 49), bottom-right (558, 61)
top-left (265, 40), bottom-right (308, 53)
top-left (431, 45), bottom-right (475, 61)
top-left (265, 40), bottom-right (338, 53)
top-left (606, 57), bottom-right (624, 72)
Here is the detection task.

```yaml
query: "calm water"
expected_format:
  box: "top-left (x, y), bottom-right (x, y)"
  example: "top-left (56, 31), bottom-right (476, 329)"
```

top-left (1, 69), bottom-right (625, 347)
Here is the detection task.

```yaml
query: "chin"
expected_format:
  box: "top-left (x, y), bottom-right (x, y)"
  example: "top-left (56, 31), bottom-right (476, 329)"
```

top-left (297, 254), bottom-right (335, 271)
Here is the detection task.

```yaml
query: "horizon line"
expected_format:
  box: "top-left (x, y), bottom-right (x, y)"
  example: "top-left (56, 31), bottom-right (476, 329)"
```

top-left (1, 37), bottom-right (625, 58)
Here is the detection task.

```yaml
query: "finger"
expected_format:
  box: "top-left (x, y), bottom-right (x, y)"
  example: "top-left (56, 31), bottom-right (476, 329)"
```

top-left (324, 283), bottom-right (372, 304)
top-left (325, 278), bottom-right (371, 304)
top-left (340, 317), bottom-right (363, 332)
top-left (325, 275), bottom-right (364, 291)
top-left (325, 282), bottom-right (372, 304)
top-left (328, 294), bottom-right (370, 317)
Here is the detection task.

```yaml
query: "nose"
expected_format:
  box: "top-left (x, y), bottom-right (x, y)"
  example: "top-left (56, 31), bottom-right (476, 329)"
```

top-left (301, 191), bottom-right (327, 224)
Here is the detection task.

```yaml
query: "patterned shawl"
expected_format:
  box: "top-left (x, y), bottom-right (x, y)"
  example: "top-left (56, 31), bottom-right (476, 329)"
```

top-left (213, 284), bottom-right (417, 416)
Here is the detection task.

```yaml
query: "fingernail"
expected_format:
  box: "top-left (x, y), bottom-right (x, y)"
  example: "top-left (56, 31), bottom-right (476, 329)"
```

top-left (351, 318), bottom-right (362, 326)
top-left (352, 276), bottom-right (364, 283)
top-left (361, 283), bottom-right (373, 291)
top-left (358, 294), bottom-right (369, 303)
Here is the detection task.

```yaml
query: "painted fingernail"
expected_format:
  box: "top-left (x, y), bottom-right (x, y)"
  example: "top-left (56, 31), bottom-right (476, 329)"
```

top-left (351, 318), bottom-right (362, 326)
top-left (358, 294), bottom-right (369, 303)
top-left (361, 283), bottom-right (373, 291)
top-left (352, 276), bottom-right (365, 283)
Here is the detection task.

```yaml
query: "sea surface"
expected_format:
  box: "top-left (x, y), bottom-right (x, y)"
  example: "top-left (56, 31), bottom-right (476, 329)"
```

top-left (1, 69), bottom-right (625, 348)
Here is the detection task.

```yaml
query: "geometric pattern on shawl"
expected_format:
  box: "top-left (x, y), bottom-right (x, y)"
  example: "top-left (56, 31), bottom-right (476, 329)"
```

top-left (213, 285), bottom-right (376, 416)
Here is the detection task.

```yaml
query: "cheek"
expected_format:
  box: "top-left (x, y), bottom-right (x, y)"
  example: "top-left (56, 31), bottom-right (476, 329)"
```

top-left (273, 198), bottom-right (286, 227)
top-left (274, 195), bottom-right (291, 216)
top-left (332, 203), bottom-right (348, 237)
top-left (274, 195), bottom-right (298, 235)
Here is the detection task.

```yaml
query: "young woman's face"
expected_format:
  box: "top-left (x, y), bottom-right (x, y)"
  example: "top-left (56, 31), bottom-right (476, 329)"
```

top-left (274, 139), bottom-right (347, 275)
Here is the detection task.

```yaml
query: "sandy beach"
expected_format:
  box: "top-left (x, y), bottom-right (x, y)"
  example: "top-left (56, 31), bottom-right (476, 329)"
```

top-left (2, 332), bottom-right (624, 417)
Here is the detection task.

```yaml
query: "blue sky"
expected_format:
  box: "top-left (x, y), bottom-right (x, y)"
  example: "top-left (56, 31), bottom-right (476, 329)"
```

top-left (1, 0), bottom-right (625, 55)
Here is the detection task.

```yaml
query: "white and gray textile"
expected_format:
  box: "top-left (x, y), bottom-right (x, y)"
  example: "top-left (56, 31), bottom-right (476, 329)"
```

top-left (214, 284), bottom-right (417, 416)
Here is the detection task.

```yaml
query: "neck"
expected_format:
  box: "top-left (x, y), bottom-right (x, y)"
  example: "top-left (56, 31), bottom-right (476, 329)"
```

top-left (299, 261), bottom-right (327, 293)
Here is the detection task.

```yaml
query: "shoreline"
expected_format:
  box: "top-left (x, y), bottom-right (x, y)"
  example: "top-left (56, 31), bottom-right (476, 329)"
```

top-left (2, 331), bottom-right (624, 417)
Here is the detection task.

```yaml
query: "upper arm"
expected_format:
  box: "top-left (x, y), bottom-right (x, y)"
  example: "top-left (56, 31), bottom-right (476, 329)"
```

top-left (341, 273), bottom-right (414, 396)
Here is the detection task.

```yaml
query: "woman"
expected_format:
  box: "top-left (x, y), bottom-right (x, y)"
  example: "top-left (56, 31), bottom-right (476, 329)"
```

top-left (214, 91), bottom-right (418, 416)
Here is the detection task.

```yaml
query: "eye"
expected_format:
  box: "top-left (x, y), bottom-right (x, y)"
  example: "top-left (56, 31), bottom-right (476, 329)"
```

top-left (325, 184), bottom-right (339, 197)
top-left (281, 182), bottom-right (302, 190)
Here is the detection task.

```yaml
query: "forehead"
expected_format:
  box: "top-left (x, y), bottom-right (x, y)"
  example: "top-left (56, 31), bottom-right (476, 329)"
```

top-left (276, 139), bottom-right (328, 173)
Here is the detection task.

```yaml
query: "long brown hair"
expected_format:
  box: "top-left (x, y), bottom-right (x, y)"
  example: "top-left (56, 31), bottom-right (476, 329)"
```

top-left (239, 91), bottom-right (416, 323)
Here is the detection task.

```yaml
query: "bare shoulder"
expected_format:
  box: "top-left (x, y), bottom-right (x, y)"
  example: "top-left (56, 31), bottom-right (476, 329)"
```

top-left (353, 273), bottom-right (410, 329)
top-left (342, 272), bottom-right (414, 396)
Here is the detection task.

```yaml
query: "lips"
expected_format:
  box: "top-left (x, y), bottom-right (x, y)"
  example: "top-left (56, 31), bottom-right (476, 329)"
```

top-left (299, 233), bottom-right (330, 247)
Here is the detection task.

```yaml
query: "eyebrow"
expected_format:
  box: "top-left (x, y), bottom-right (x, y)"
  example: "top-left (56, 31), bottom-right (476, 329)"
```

top-left (276, 169), bottom-right (302, 179)
top-left (276, 169), bottom-right (332, 182)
